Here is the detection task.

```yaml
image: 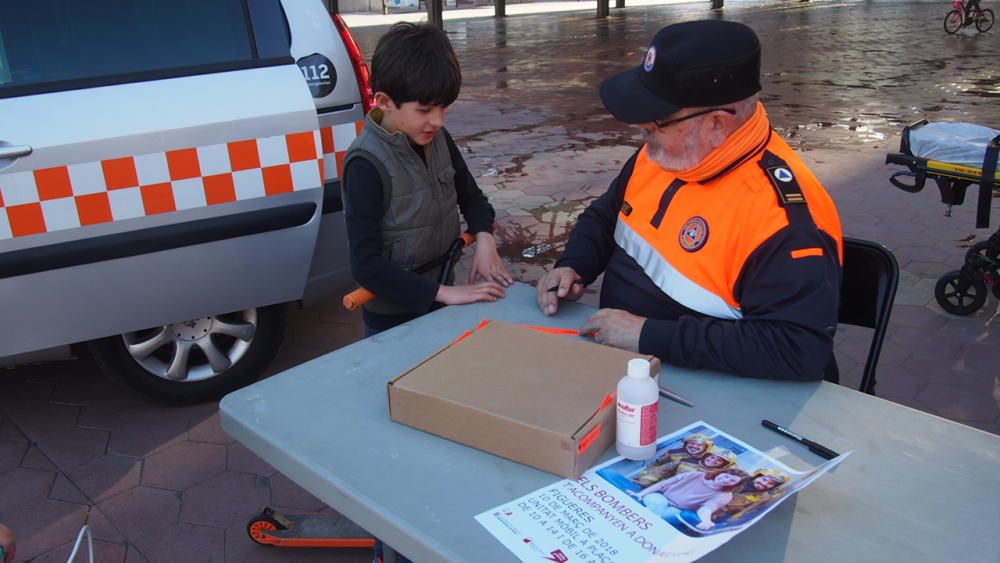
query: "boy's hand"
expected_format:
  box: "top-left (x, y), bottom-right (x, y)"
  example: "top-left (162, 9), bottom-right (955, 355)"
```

top-left (0, 523), bottom-right (15, 563)
top-left (536, 267), bottom-right (584, 316)
top-left (469, 233), bottom-right (513, 286)
top-left (436, 281), bottom-right (506, 305)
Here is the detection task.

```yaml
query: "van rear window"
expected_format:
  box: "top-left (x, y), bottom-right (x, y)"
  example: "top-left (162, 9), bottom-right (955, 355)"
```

top-left (0, 0), bottom-right (256, 94)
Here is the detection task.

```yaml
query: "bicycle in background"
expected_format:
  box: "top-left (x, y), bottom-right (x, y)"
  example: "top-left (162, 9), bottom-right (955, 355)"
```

top-left (944, 0), bottom-right (994, 33)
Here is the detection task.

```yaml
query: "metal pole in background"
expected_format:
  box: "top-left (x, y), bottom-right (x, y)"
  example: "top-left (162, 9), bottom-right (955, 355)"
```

top-left (597, 0), bottom-right (609, 18)
top-left (615, 0), bottom-right (625, 8)
top-left (427, 0), bottom-right (443, 28)
top-left (496, 0), bottom-right (507, 18)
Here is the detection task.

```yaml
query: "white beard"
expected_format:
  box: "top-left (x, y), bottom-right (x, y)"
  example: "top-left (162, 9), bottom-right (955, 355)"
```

top-left (641, 130), bottom-right (705, 172)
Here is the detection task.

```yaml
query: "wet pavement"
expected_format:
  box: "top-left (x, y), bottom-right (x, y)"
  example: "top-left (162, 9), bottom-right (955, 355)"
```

top-left (2, 1), bottom-right (998, 561)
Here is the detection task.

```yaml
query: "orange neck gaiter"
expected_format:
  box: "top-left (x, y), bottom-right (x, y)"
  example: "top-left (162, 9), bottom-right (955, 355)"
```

top-left (676, 102), bottom-right (771, 183)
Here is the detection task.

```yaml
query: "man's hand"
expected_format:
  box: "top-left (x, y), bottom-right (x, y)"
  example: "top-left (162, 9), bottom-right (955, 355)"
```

top-left (581, 309), bottom-right (646, 352)
top-left (536, 267), bottom-right (584, 316)
top-left (469, 232), bottom-right (513, 286)
top-left (436, 281), bottom-right (506, 305)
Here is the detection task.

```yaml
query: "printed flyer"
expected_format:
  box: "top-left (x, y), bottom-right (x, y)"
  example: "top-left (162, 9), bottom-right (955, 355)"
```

top-left (476, 421), bottom-right (848, 562)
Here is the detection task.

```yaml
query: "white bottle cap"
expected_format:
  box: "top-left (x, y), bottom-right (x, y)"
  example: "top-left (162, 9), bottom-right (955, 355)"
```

top-left (627, 358), bottom-right (650, 379)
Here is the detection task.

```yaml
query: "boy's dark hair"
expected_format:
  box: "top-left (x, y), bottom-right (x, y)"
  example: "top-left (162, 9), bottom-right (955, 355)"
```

top-left (371, 22), bottom-right (461, 107)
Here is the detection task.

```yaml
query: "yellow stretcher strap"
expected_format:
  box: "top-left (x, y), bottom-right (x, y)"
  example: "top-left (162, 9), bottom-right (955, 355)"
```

top-left (926, 159), bottom-right (1000, 182)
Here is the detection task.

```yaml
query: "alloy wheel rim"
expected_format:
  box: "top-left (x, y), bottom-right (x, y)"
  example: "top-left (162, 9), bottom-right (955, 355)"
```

top-left (122, 309), bottom-right (258, 382)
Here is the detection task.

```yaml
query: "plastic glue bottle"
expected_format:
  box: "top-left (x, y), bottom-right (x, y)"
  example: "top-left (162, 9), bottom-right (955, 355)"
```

top-left (616, 358), bottom-right (658, 460)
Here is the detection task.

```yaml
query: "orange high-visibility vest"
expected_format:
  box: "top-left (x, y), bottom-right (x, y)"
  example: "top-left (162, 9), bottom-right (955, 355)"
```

top-left (615, 134), bottom-right (843, 319)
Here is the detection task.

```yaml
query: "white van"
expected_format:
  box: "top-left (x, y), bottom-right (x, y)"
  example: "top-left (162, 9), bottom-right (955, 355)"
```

top-left (0, 0), bottom-right (373, 402)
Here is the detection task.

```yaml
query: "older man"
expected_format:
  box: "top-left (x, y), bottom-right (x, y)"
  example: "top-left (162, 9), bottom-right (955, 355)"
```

top-left (537, 20), bottom-right (843, 381)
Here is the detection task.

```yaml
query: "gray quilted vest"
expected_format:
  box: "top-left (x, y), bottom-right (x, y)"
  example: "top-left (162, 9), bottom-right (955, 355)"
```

top-left (344, 109), bottom-right (461, 315)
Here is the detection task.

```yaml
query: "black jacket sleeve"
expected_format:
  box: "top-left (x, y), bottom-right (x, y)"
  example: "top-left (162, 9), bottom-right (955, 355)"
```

top-left (444, 129), bottom-right (495, 235)
top-left (639, 226), bottom-right (841, 381)
top-left (555, 151), bottom-right (639, 282)
top-left (342, 157), bottom-right (440, 313)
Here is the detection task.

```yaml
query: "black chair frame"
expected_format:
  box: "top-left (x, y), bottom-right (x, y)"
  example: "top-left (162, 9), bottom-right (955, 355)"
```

top-left (838, 237), bottom-right (900, 395)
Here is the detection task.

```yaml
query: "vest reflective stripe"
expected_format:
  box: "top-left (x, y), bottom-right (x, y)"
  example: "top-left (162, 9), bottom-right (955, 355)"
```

top-left (614, 219), bottom-right (743, 320)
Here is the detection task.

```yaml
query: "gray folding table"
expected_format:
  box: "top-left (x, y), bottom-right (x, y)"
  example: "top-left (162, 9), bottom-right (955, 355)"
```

top-left (221, 283), bottom-right (1000, 562)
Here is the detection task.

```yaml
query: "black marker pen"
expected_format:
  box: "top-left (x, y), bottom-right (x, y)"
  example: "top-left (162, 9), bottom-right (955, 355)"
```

top-left (761, 419), bottom-right (839, 460)
top-left (546, 280), bottom-right (585, 293)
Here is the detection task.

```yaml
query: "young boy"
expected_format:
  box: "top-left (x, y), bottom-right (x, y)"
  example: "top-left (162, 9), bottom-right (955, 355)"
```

top-left (343, 22), bottom-right (511, 336)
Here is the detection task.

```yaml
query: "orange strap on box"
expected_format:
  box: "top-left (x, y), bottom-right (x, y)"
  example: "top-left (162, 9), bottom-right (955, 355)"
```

top-left (450, 321), bottom-right (584, 346)
top-left (577, 424), bottom-right (602, 455)
top-left (514, 324), bottom-right (582, 336)
top-left (451, 319), bottom-right (492, 345)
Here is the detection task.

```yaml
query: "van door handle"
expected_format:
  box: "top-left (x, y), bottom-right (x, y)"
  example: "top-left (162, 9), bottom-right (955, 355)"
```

top-left (0, 145), bottom-right (33, 159)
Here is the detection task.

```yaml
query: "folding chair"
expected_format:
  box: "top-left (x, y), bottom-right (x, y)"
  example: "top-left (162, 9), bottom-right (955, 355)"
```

top-left (838, 237), bottom-right (900, 396)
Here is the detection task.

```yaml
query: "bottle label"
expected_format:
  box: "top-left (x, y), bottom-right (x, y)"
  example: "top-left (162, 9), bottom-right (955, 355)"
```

top-left (617, 398), bottom-right (658, 447)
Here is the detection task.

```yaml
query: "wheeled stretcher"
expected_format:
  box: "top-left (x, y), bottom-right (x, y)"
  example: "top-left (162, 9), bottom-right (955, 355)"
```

top-left (885, 120), bottom-right (999, 315)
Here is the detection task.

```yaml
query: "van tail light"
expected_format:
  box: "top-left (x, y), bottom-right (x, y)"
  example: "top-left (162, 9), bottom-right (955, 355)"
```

top-left (331, 13), bottom-right (374, 114)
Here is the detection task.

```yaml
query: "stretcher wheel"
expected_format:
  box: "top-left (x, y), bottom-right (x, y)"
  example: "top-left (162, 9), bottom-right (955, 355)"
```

top-left (247, 513), bottom-right (286, 545)
top-left (935, 270), bottom-right (987, 316)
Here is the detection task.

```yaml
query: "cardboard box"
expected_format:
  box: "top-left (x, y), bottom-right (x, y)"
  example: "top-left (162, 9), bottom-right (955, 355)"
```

top-left (387, 320), bottom-right (660, 478)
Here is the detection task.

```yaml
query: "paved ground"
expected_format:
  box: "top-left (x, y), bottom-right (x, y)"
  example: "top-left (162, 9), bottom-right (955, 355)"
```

top-left (2, 0), bottom-right (997, 561)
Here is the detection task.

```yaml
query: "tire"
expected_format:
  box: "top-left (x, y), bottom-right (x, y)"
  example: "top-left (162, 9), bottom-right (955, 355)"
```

top-left (976, 8), bottom-right (994, 31)
top-left (944, 9), bottom-right (964, 33)
top-left (934, 270), bottom-right (987, 316)
top-left (89, 303), bottom-right (288, 404)
top-left (247, 513), bottom-right (286, 545)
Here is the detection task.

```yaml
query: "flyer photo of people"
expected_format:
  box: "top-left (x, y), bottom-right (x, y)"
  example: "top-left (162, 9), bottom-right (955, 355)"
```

top-left (478, 421), bottom-right (848, 561)
top-left (596, 422), bottom-right (798, 537)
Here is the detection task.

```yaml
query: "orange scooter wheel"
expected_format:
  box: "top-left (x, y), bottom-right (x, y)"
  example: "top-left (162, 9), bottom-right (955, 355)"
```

top-left (247, 514), bottom-right (285, 545)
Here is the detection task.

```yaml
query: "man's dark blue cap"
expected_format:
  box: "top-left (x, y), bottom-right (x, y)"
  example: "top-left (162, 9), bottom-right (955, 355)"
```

top-left (600, 20), bottom-right (762, 124)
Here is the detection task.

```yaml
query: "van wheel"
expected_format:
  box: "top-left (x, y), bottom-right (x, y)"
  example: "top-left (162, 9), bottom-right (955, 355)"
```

top-left (89, 304), bottom-right (287, 403)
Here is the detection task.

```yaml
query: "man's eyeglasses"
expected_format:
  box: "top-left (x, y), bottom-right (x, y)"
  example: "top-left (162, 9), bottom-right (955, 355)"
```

top-left (652, 107), bottom-right (736, 129)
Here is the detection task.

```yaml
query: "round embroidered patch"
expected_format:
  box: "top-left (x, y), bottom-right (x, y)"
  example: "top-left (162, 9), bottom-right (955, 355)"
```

top-left (679, 216), bottom-right (709, 252)
top-left (774, 167), bottom-right (794, 182)
top-left (643, 46), bottom-right (656, 72)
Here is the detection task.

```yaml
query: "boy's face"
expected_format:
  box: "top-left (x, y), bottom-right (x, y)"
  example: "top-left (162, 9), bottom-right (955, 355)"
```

top-left (376, 94), bottom-right (446, 146)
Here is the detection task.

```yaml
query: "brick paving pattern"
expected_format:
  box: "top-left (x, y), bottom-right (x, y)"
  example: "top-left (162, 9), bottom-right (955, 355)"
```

top-left (1, 1), bottom-right (996, 561)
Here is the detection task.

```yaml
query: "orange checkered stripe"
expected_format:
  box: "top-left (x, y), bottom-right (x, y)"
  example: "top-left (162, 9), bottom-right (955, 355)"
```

top-left (0, 122), bottom-right (363, 241)
top-left (319, 120), bottom-right (366, 184)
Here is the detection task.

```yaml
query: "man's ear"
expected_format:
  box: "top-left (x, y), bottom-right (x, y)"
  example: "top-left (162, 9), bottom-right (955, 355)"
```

top-left (704, 111), bottom-right (734, 149)
top-left (373, 91), bottom-right (394, 110)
